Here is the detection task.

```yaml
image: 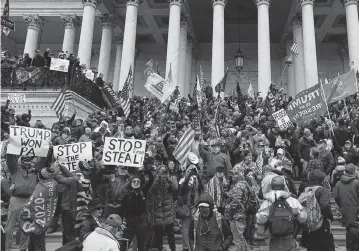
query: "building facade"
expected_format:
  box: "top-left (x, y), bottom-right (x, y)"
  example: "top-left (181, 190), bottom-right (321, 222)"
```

top-left (2, 0), bottom-right (359, 98)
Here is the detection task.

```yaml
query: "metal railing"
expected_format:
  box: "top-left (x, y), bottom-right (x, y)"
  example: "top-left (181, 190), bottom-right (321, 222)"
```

top-left (1, 62), bottom-right (106, 108)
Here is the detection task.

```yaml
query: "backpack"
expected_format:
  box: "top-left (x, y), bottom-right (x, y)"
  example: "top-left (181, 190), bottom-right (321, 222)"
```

top-left (267, 196), bottom-right (295, 237)
top-left (297, 186), bottom-right (323, 232)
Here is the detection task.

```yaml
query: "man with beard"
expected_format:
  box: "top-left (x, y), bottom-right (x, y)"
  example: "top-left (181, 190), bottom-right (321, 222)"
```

top-left (119, 174), bottom-right (151, 251)
top-left (189, 192), bottom-right (233, 251)
top-left (124, 125), bottom-right (135, 139)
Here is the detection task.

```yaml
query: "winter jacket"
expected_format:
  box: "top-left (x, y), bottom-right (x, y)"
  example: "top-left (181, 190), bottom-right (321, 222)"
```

top-left (334, 126), bottom-right (351, 147)
top-left (147, 175), bottom-right (177, 227)
top-left (318, 150), bottom-right (335, 175)
top-left (102, 174), bottom-right (130, 208)
top-left (298, 137), bottom-right (316, 162)
top-left (189, 192), bottom-right (233, 251)
top-left (333, 174), bottom-right (359, 226)
top-left (199, 145), bottom-right (232, 176)
top-left (82, 227), bottom-right (120, 251)
top-left (309, 183), bottom-right (333, 221)
top-left (5, 153), bottom-right (46, 198)
top-left (224, 180), bottom-right (249, 220)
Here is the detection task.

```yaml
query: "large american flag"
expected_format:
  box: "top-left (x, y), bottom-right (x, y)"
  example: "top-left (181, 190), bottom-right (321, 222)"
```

top-left (290, 42), bottom-right (299, 57)
top-left (120, 67), bottom-right (132, 117)
top-left (51, 90), bottom-right (72, 118)
top-left (173, 127), bottom-right (195, 166)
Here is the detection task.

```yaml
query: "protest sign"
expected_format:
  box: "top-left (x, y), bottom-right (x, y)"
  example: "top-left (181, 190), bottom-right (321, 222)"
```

top-left (102, 137), bottom-right (146, 168)
top-left (145, 73), bottom-right (175, 103)
top-left (321, 69), bottom-right (358, 104)
top-left (8, 93), bottom-right (26, 103)
top-left (272, 109), bottom-right (292, 130)
top-left (53, 142), bottom-right (93, 172)
top-left (286, 84), bottom-right (327, 125)
top-left (19, 180), bottom-right (58, 235)
top-left (50, 58), bottom-right (69, 72)
top-left (7, 126), bottom-right (51, 157)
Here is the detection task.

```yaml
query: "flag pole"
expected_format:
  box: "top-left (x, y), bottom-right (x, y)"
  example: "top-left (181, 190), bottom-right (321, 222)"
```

top-left (344, 98), bottom-right (350, 119)
top-left (320, 81), bottom-right (335, 136)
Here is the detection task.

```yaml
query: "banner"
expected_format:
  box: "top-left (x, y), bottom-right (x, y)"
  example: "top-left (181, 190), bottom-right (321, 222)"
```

top-left (145, 73), bottom-right (175, 103)
top-left (101, 84), bottom-right (122, 108)
top-left (321, 69), bottom-right (358, 104)
top-left (53, 142), bottom-right (93, 172)
top-left (102, 137), bottom-right (146, 167)
top-left (7, 126), bottom-right (51, 157)
top-left (286, 84), bottom-right (327, 124)
top-left (19, 179), bottom-right (58, 235)
top-left (12, 67), bottom-right (48, 85)
top-left (8, 93), bottom-right (26, 103)
top-left (272, 109), bottom-right (292, 130)
top-left (50, 58), bottom-right (69, 72)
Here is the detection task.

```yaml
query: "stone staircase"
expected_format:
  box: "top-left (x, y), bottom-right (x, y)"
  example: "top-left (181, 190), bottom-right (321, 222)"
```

top-left (44, 181), bottom-right (347, 248)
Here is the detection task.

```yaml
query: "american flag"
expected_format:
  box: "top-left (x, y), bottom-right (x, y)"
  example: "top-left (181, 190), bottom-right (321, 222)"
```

top-left (120, 67), bottom-right (132, 117)
top-left (51, 90), bottom-right (72, 118)
top-left (290, 42), bottom-right (299, 57)
top-left (173, 127), bottom-right (195, 166)
top-left (214, 103), bottom-right (221, 138)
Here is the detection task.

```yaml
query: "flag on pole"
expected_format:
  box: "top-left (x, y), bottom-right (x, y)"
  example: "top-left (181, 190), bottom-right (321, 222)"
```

top-left (51, 90), bottom-right (72, 118)
top-left (322, 69), bottom-right (358, 104)
top-left (119, 67), bottom-right (132, 117)
top-left (324, 78), bottom-right (329, 85)
top-left (145, 59), bottom-right (153, 68)
top-left (173, 127), bottom-right (196, 166)
top-left (247, 82), bottom-right (255, 98)
top-left (236, 82), bottom-right (242, 96)
top-left (193, 75), bottom-right (203, 106)
top-left (215, 68), bottom-right (229, 94)
top-left (290, 42), bottom-right (299, 57)
top-left (155, 61), bottom-right (161, 75)
top-left (214, 103), bottom-right (221, 138)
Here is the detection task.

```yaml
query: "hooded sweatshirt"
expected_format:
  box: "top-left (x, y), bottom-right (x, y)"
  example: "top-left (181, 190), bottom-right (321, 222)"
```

top-left (333, 174), bottom-right (359, 226)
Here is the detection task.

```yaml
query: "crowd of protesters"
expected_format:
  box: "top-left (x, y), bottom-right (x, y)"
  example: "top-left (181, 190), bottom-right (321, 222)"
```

top-left (2, 49), bottom-right (359, 251)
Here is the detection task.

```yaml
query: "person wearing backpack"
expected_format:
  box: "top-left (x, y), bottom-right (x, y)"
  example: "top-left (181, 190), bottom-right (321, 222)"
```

top-left (256, 176), bottom-right (307, 251)
top-left (333, 164), bottom-right (359, 250)
top-left (303, 170), bottom-right (335, 251)
top-left (189, 192), bottom-right (233, 251)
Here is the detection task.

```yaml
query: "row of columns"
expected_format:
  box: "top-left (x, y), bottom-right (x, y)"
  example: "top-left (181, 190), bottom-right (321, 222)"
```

top-left (22, 0), bottom-right (359, 96)
top-left (284, 0), bottom-right (359, 96)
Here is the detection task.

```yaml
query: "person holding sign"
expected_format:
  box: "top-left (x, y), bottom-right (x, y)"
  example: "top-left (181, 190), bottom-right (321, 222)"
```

top-left (3, 140), bottom-right (50, 251)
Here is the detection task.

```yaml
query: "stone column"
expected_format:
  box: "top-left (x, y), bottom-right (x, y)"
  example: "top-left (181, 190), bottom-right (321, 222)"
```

top-left (298, 0), bottom-right (318, 88)
top-left (211, 0), bottom-right (226, 92)
top-left (178, 14), bottom-right (188, 95)
top-left (118, 0), bottom-right (142, 91)
top-left (23, 14), bottom-right (44, 58)
top-left (112, 35), bottom-right (123, 91)
top-left (291, 16), bottom-right (306, 93)
top-left (342, 0), bottom-right (359, 70)
top-left (185, 36), bottom-right (194, 97)
top-left (285, 39), bottom-right (296, 97)
top-left (98, 14), bottom-right (116, 82)
top-left (255, 0), bottom-right (272, 97)
top-left (165, 0), bottom-right (183, 88)
top-left (77, 0), bottom-right (100, 69)
top-left (61, 15), bottom-right (80, 54)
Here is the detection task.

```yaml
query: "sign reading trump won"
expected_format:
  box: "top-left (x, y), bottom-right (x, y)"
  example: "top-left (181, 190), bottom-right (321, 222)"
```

top-left (53, 142), bottom-right (93, 172)
top-left (7, 126), bottom-right (51, 157)
top-left (102, 137), bottom-right (146, 168)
